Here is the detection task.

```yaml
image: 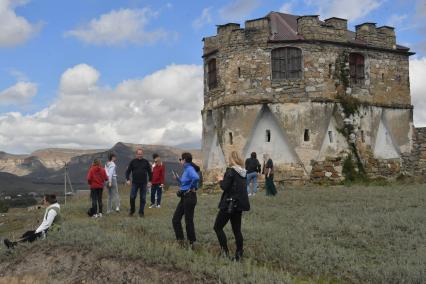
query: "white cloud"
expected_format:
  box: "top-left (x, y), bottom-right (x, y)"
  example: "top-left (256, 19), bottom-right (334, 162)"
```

top-left (59, 64), bottom-right (100, 95)
top-left (304, 0), bottom-right (382, 22)
top-left (219, 0), bottom-right (260, 22)
top-left (410, 57), bottom-right (426, 126)
top-left (65, 8), bottom-right (169, 46)
top-left (279, 2), bottom-right (294, 14)
top-left (0, 64), bottom-right (203, 153)
top-left (386, 14), bottom-right (408, 27)
top-left (0, 81), bottom-right (37, 106)
top-left (0, 0), bottom-right (43, 47)
top-left (192, 7), bottom-right (213, 30)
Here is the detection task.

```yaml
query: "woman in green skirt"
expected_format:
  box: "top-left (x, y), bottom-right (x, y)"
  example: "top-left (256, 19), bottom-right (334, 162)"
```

top-left (263, 154), bottom-right (277, 196)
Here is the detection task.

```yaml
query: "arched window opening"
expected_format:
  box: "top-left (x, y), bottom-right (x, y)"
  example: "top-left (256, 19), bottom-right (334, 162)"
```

top-left (207, 59), bottom-right (218, 90)
top-left (349, 53), bottom-right (365, 85)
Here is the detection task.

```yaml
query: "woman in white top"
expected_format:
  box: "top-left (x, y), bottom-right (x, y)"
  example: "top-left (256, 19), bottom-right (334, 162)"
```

top-left (3, 194), bottom-right (61, 248)
top-left (105, 152), bottom-right (120, 213)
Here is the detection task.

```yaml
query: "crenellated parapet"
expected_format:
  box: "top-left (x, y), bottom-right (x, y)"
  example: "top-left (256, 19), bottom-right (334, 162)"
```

top-left (355, 23), bottom-right (396, 49)
top-left (297, 15), bottom-right (347, 42)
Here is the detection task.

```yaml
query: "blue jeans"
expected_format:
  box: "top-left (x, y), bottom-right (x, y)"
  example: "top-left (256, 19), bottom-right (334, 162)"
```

top-left (130, 183), bottom-right (147, 214)
top-left (151, 184), bottom-right (163, 205)
top-left (246, 172), bottom-right (258, 194)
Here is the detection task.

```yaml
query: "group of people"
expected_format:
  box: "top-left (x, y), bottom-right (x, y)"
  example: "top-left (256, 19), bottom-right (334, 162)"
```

top-left (86, 149), bottom-right (165, 218)
top-left (4, 148), bottom-right (278, 261)
top-left (245, 152), bottom-right (277, 196)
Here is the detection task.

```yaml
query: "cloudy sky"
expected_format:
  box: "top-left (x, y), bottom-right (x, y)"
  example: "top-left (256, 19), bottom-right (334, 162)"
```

top-left (0, 0), bottom-right (425, 154)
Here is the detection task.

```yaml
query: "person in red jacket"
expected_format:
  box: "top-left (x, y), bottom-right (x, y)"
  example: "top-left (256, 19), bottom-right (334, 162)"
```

top-left (87, 159), bottom-right (108, 218)
top-left (149, 153), bottom-right (165, 208)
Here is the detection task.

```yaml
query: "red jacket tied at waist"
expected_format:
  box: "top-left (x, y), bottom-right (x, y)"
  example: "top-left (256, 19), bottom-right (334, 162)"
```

top-left (152, 163), bottom-right (165, 185)
top-left (87, 166), bottom-right (108, 189)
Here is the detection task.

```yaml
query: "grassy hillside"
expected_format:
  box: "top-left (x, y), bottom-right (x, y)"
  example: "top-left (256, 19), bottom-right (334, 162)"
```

top-left (0, 184), bottom-right (425, 283)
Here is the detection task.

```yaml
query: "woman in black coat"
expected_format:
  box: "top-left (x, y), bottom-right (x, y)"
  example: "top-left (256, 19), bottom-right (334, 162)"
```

top-left (215, 151), bottom-right (250, 261)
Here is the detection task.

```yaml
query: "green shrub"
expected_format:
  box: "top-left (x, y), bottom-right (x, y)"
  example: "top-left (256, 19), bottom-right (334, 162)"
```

top-left (342, 154), bottom-right (357, 182)
top-left (0, 200), bottom-right (8, 213)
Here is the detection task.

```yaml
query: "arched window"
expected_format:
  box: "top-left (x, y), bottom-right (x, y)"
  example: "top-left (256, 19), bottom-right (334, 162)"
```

top-left (207, 59), bottom-right (218, 89)
top-left (271, 47), bottom-right (302, 80)
top-left (349, 53), bottom-right (365, 85)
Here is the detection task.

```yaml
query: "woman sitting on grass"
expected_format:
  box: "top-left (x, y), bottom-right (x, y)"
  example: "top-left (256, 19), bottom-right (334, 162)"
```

top-left (3, 194), bottom-right (62, 249)
top-left (215, 151), bottom-right (250, 261)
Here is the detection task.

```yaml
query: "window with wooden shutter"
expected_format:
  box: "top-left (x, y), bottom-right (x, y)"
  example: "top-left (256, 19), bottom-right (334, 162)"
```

top-left (207, 59), bottom-right (218, 90)
top-left (272, 47), bottom-right (302, 80)
top-left (349, 53), bottom-right (365, 85)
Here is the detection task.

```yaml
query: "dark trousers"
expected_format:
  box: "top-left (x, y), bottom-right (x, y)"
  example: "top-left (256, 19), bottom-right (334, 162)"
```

top-left (150, 184), bottom-right (163, 205)
top-left (21, 230), bottom-right (43, 243)
top-left (90, 188), bottom-right (103, 214)
top-left (214, 210), bottom-right (243, 253)
top-left (172, 192), bottom-right (197, 243)
top-left (130, 182), bottom-right (147, 214)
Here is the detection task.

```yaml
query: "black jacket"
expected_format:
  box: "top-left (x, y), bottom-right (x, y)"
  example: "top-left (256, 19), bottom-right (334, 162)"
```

top-left (245, 158), bottom-right (261, 174)
top-left (219, 167), bottom-right (250, 212)
top-left (125, 158), bottom-right (152, 184)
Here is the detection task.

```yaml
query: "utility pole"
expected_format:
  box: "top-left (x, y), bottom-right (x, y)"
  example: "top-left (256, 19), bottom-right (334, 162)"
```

top-left (64, 162), bottom-right (67, 206)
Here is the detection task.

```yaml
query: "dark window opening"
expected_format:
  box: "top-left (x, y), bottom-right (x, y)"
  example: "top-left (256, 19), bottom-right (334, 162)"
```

top-left (328, 131), bottom-right (333, 143)
top-left (229, 132), bottom-right (233, 145)
top-left (207, 59), bottom-right (218, 90)
top-left (266, 130), bottom-right (271, 142)
top-left (304, 129), bottom-right (310, 142)
top-left (238, 67), bottom-right (241, 78)
top-left (329, 63), bottom-right (333, 79)
top-left (271, 47), bottom-right (302, 80)
top-left (396, 74), bottom-right (401, 82)
top-left (381, 73), bottom-right (385, 82)
top-left (361, 130), bottom-right (365, 143)
top-left (349, 53), bottom-right (365, 85)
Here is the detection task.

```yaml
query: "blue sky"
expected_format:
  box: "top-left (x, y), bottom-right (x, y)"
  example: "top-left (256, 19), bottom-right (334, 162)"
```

top-left (0, 0), bottom-right (425, 153)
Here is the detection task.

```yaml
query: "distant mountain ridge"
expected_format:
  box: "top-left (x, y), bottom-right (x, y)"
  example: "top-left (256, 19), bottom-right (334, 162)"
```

top-left (0, 143), bottom-right (202, 193)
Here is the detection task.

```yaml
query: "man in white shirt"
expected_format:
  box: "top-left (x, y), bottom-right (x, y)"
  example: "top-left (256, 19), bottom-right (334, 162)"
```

top-left (3, 194), bottom-right (61, 249)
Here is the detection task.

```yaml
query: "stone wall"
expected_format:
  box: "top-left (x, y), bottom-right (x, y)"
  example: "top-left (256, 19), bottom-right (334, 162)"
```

top-left (203, 36), bottom-right (411, 110)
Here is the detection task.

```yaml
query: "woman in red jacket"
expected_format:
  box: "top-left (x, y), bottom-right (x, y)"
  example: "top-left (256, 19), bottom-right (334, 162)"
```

top-left (150, 153), bottom-right (165, 208)
top-left (87, 159), bottom-right (108, 218)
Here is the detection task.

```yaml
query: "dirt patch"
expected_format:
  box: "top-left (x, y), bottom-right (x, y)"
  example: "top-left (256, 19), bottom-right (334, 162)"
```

top-left (0, 245), bottom-right (199, 284)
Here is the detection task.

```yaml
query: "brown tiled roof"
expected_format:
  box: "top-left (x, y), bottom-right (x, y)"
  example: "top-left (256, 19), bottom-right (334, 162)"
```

top-left (266, 12), bottom-right (411, 52)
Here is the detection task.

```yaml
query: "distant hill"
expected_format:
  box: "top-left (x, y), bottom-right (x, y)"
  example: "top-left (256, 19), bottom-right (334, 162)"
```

top-left (0, 143), bottom-right (202, 193)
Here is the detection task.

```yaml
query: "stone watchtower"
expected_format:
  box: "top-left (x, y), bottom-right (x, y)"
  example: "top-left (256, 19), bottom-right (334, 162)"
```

top-left (201, 12), bottom-right (415, 184)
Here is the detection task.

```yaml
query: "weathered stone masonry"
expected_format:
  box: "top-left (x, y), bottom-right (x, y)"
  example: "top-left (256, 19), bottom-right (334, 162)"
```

top-left (201, 12), bottom-right (423, 184)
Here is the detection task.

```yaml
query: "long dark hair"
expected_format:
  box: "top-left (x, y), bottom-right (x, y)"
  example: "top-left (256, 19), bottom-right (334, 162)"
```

top-left (44, 194), bottom-right (57, 204)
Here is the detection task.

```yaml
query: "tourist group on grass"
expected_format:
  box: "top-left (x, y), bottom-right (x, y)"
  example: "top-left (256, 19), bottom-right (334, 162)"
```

top-left (3, 148), bottom-right (277, 261)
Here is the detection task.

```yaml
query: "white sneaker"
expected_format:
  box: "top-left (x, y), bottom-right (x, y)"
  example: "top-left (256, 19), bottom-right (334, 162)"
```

top-left (92, 214), bottom-right (98, 218)
top-left (156, 205), bottom-right (161, 208)
top-left (149, 204), bottom-right (156, 209)
top-left (248, 193), bottom-right (252, 197)
top-left (115, 207), bottom-right (120, 212)
top-left (98, 213), bottom-right (103, 218)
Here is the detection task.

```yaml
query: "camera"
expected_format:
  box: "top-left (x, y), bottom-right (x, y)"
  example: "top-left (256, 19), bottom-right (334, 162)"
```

top-left (225, 198), bottom-right (237, 214)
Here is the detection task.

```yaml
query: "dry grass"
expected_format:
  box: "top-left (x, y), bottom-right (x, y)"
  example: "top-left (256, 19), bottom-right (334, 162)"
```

top-left (1, 184), bottom-right (425, 283)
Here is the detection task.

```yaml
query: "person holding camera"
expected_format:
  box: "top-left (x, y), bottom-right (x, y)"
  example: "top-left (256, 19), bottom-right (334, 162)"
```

top-left (172, 152), bottom-right (200, 247)
top-left (215, 151), bottom-right (250, 261)
top-left (3, 194), bottom-right (62, 249)
top-left (150, 153), bottom-right (165, 208)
